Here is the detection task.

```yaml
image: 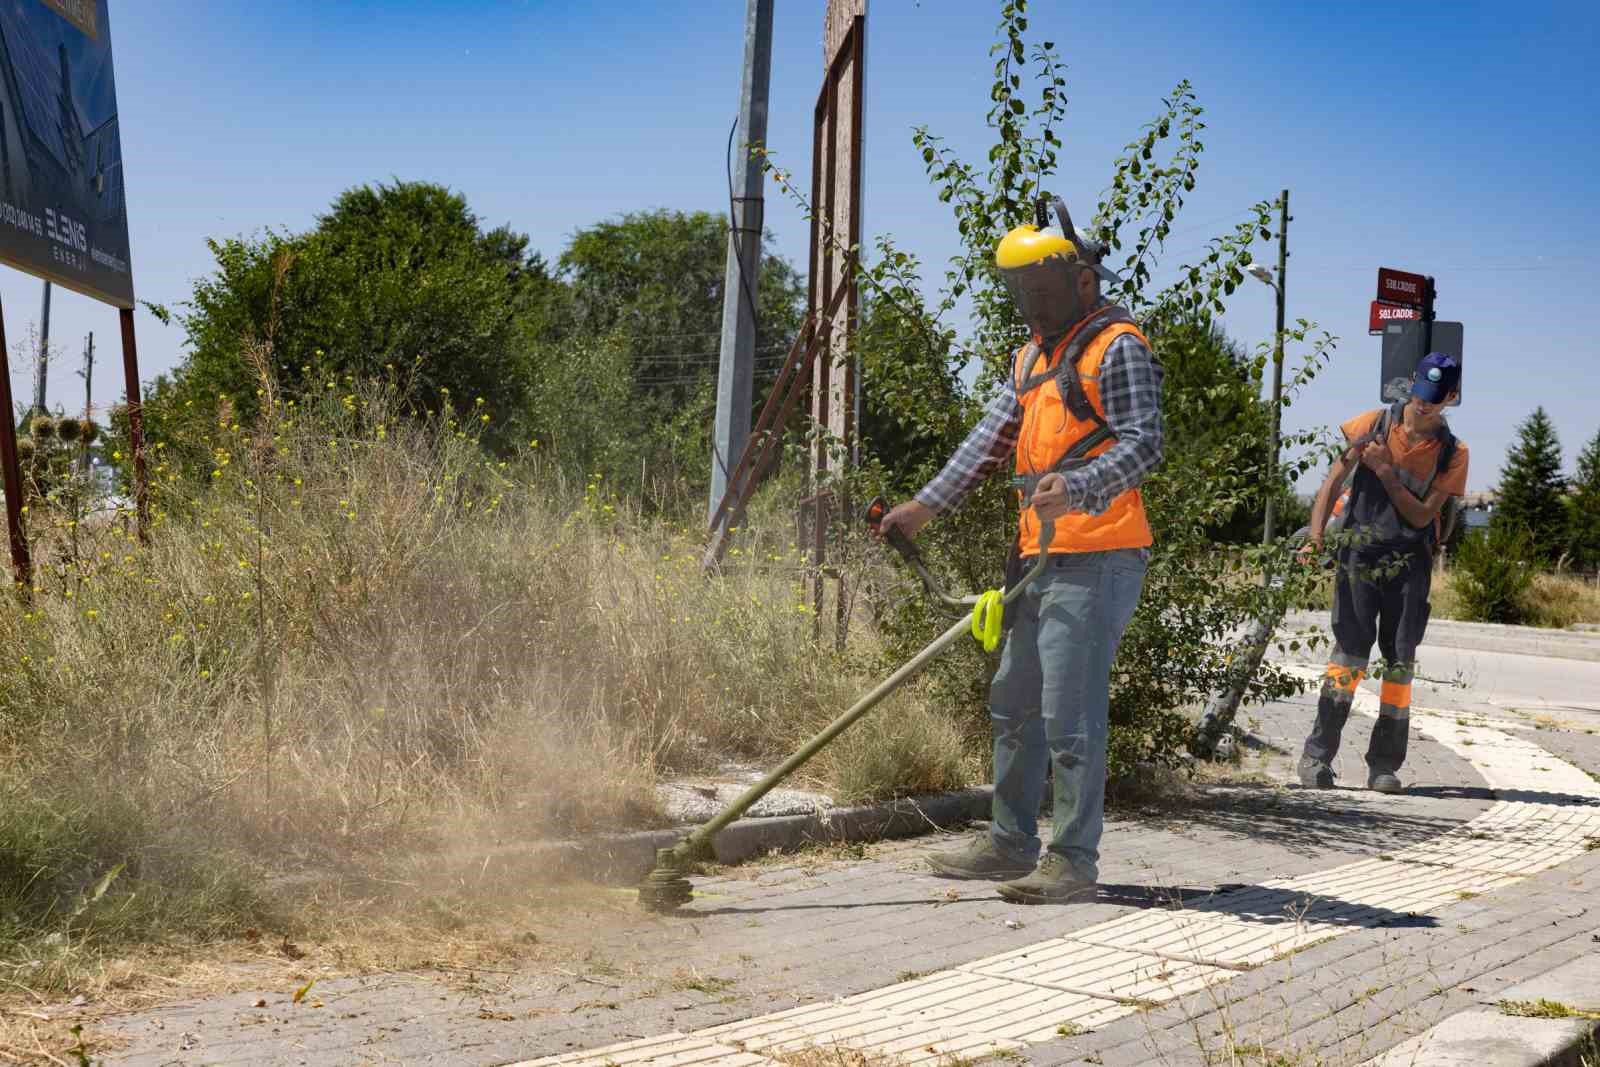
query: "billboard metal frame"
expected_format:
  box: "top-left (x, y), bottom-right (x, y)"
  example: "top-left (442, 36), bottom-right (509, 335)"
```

top-left (0, 0), bottom-right (146, 585)
top-left (700, 3), bottom-right (867, 630)
top-left (806, 7), bottom-right (864, 645)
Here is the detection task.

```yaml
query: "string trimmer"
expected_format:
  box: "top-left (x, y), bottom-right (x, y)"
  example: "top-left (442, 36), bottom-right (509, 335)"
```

top-left (638, 501), bottom-right (1054, 913)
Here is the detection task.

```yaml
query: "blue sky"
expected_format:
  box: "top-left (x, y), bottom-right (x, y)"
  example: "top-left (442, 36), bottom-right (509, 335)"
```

top-left (4, 0), bottom-right (1597, 491)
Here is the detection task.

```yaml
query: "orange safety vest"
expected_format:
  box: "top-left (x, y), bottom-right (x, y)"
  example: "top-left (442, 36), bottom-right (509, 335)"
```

top-left (1013, 315), bottom-right (1154, 557)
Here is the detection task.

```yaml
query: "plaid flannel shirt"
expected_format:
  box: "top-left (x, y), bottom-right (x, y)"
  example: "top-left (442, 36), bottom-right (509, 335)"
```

top-left (914, 326), bottom-right (1165, 520)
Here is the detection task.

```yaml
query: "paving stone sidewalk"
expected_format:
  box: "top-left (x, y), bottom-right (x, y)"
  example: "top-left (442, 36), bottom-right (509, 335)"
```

top-left (95, 678), bottom-right (1600, 1066)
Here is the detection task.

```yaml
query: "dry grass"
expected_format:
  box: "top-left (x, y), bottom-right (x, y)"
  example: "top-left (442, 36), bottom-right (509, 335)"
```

top-left (0, 381), bottom-right (973, 1001)
top-left (0, 1014), bottom-right (120, 1067)
top-left (1430, 564), bottom-right (1600, 628)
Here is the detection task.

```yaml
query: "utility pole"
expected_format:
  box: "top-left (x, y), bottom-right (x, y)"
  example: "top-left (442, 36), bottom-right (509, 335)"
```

top-left (33, 280), bottom-right (51, 413)
top-left (79, 332), bottom-right (93, 473)
top-left (708, 0), bottom-right (774, 531)
top-left (1262, 189), bottom-right (1290, 549)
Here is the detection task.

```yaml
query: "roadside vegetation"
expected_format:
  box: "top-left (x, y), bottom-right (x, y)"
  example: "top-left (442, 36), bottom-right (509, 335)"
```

top-left (1430, 560), bottom-right (1600, 628)
top-left (1440, 406), bottom-right (1600, 627)
top-left (1, 0), bottom-right (1334, 1035)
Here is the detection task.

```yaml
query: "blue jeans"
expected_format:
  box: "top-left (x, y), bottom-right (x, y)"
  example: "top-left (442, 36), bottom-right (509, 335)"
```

top-left (988, 548), bottom-right (1147, 882)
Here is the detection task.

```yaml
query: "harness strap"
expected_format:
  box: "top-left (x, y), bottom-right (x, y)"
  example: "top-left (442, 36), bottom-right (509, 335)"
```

top-left (1010, 306), bottom-right (1140, 505)
top-left (1013, 306), bottom-right (1136, 423)
top-left (1345, 400), bottom-right (1458, 543)
top-left (1012, 423), bottom-right (1117, 503)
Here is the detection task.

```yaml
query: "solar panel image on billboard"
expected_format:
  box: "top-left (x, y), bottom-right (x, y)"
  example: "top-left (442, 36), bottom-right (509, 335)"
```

top-left (0, 0), bottom-right (132, 308)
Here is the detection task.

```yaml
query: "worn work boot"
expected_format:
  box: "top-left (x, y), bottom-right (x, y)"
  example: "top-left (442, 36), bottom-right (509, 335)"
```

top-left (926, 833), bottom-right (1034, 881)
top-left (1368, 772), bottom-right (1404, 794)
top-left (1298, 754), bottom-right (1336, 789)
top-left (996, 853), bottom-right (1097, 905)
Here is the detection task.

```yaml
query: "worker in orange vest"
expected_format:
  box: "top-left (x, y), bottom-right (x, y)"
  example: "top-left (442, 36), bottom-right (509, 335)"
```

top-left (1298, 352), bottom-right (1467, 793)
top-left (877, 198), bottom-right (1163, 904)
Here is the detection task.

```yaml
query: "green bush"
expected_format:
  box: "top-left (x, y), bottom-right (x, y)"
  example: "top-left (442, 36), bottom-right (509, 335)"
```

top-left (1452, 524), bottom-right (1537, 623)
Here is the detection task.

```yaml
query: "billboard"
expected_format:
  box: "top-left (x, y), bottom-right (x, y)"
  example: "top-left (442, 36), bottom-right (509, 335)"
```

top-left (0, 0), bottom-right (132, 308)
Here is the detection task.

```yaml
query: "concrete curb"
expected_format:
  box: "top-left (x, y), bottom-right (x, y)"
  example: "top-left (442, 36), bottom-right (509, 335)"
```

top-left (1364, 946), bottom-right (1600, 1065)
top-left (1366, 1013), bottom-right (1597, 1067)
top-left (460, 787), bottom-right (994, 892)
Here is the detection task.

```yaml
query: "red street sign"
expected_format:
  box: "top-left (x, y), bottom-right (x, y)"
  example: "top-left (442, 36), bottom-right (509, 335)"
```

top-left (1369, 301), bottom-right (1422, 333)
top-left (1377, 267), bottom-right (1428, 308)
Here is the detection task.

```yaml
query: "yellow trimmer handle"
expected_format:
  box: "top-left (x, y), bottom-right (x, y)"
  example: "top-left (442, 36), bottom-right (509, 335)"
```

top-left (970, 589), bottom-right (1004, 653)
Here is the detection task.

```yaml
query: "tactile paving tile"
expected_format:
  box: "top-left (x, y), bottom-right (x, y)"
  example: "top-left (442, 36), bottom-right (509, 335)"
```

top-left (1388, 828), bottom-right (1595, 876)
top-left (842, 969), bottom-right (1130, 1042)
top-left (959, 937), bottom-right (1235, 1003)
top-left (513, 1032), bottom-right (777, 1066)
top-left (700, 1001), bottom-right (1023, 1064)
top-left (1190, 880), bottom-right (1397, 931)
top-left (1259, 857), bottom-right (1522, 915)
top-left (1064, 906), bottom-right (1341, 968)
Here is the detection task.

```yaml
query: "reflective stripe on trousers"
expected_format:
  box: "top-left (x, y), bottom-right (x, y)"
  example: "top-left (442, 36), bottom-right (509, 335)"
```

top-left (1303, 546), bottom-right (1430, 774)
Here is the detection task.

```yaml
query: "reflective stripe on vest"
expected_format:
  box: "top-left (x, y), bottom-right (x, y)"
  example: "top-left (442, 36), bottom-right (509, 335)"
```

top-left (1013, 320), bottom-right (1154, 557)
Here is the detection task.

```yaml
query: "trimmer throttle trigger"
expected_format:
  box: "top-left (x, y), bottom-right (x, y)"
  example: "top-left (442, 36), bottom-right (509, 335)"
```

top-left (863, 496), bottom-right (921, 566)
top-left (864, 496), bottom-right (889, 534)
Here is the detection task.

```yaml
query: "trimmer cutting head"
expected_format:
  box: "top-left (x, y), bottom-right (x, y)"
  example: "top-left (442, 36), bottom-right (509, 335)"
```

top-left (637, 847), bottom-right (695, 913)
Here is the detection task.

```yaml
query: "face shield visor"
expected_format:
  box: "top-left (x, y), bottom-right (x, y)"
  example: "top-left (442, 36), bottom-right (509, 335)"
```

top-left (999, 246), bottom-right (1093, 341)
top-left (997, 195), bottom-right (1123, 342)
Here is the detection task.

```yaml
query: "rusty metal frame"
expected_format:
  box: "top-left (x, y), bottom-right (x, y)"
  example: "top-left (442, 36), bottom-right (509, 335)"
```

top-left (701, 8), bottom-right (865, 593)
top-left (0, 287), bottom-right (149, 588)
top-left (808, 13), bottom-right (865, 641)
top-left (701, 281), bottom-right (850, 571)
top-left (0, 294), bottom-right (29, 584)
top-left (119, 307), bottom-right (150, 539)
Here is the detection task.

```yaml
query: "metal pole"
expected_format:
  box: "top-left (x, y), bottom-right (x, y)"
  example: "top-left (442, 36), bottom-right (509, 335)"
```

top-left (1422, 275), bottom-right (1436, 357)
top-left (1191, 189), bottom-right (1291, 759)
top-left (118, 308), bottom-right (148, 540)
top-left (1262, 189), bottom-right (1289, 548)
top-left (80, 332), bottom-right (93, 473)
top-left (34, 280), bottom-right (50, 413)
top-left (708, 0), bottom-right (774, 531)
top-left (0, 292), bottom-right (30, 585)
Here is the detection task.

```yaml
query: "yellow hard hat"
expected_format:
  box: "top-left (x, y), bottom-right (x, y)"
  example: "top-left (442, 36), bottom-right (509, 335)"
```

top-left (995, 224), bottom-right (1077, 270)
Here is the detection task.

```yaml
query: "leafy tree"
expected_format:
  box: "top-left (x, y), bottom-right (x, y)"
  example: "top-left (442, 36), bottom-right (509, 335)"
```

top-left (855, 281), bottom-right (974, 494)
top-left (556, 209), bottom-right (806, 408)
top-left (1494, 407), bottom-right (1566, 564)
top-left (530, 210), bottom-right (807, 508)
top-left (1153, 317), bottom-right (1302, 544)
top-left (140, 180), bottom-right (552, 460)
top-left (1565, 428), bottom-right (1600, 572)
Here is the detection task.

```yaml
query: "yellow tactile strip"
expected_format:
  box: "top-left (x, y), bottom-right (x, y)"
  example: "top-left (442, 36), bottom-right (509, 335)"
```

top-left (515, 679), bottom-right (1600, 1066)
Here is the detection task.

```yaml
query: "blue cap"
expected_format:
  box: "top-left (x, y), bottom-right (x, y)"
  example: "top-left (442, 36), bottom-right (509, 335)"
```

top-left (1412, 352), bottom-right (1461, 403)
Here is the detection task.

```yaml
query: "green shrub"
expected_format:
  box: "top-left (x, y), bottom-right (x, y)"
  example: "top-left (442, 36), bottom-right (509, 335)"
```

top-left (1452, 524), bottom-right (1537, 623)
